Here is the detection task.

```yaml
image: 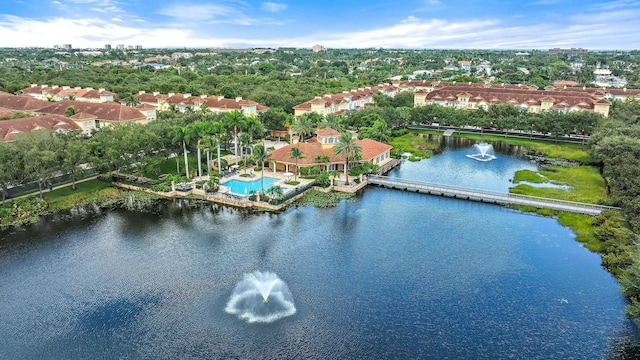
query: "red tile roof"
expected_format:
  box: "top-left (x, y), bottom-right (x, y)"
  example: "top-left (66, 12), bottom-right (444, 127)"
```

top-left (0, 114), bottom-right (81, 141)
top-left (37, 100), bottom-right (146, 122)
top-left (270, 136), bottom-right (392, 165)
top-left (0, 93), bottom-right (50, 111)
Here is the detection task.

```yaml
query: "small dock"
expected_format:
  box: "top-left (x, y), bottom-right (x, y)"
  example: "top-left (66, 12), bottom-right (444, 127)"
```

top-left (367, 175), bottom-right (618, 216)
top-left (443, 129), bottom-right (455, 137)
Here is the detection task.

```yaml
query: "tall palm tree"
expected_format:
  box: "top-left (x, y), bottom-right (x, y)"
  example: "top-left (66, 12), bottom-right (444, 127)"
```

top-left (293, 114), bottom-right (315, 142)
top-left (245, 115), bottom-right (265, 142)
top-left (207, 121), bottom-right (225, 174)
top-left (288, 146), bottom-right (305, 181)
top-left (238, 132), bottom-right (252, 174)
top-left (200, 135), bottom-right (217, 175)
top-left (333, 132), bottom-right (362, 185)
top-left (170, 125), bottom-right (193, 178)
top-left (252, 143), bottom-right (273, 195)
top-left (190, 120), bottom-right (208, 177)
top-left (223, 110), bottom-right (247, 166)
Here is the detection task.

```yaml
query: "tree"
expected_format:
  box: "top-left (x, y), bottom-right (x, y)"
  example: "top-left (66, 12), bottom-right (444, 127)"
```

top-left (252, 143), bottom-right (273, 195)
top-left (288, 146), bottom-right (305, 181)
top-left (266, 184), bottom-right (284, 204)
top-left (170, 125), bottom-right (193, 178)
top-left (293, 114), bottom-right (315, 141)
top-left (190, 120), bottom-right (208, 177)
top-left (64, 106), bottom-right (77, 117)
top-left (258, 108), bottom-right (288, 132)
top-left (333, 132), bottom-right (362, 185)
top-left (15, 130), bottom-right (64, 199)
top-left (123, 94), bottom-right (139, 107)
top-left (0, 141), bottom-right (22, 203)
top-left (315, 154), bottom-right (331, 172)
top-left (59, 132), bottom-right (90, 190)
top-left (224, 110), bottom-right (247, 166)
top-left (238, 132), bottom-right (253, 173)
top-left (319, 114), bottom-right (344, 132)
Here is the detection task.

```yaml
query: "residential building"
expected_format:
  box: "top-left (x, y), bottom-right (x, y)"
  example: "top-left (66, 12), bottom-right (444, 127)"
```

top-left (292, 85), bottom-right (397, 117)
top-left (134, 91), bottom-right (269, 117)
top-left (0, 114), bottom-right (81, 141)
top-left (22, 84), bottom-right (117, 103)
top-left (0, 92), bottom-right (50, 113)
top-left (414, 84), bottom-right (611, 117)
top-left (37, 100), bottom-right (149, 135)
top-left (269, 128), bottom-right (393, 174)
top-left (312, 44), bottom-right (326, 53)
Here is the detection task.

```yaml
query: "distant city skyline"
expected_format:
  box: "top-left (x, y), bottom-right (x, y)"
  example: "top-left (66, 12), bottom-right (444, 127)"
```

top-left (1, 0), bottom-right (639, 50)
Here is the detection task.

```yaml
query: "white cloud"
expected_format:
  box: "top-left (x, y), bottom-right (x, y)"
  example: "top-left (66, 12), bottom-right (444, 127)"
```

top-left (1, 3), bottom-right (639, 50)
top-left (261, 2), bottom-right (287, 13)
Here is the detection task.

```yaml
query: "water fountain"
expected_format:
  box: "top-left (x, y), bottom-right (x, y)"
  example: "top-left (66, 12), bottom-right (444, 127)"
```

top-left (466, 142), bottom-right (496, 162)
top-left (225, 271), bottom-right (296, 323)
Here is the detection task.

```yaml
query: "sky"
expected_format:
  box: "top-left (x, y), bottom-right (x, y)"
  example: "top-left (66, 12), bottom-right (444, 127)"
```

top-left (0, 0), bottom-right (639, 49)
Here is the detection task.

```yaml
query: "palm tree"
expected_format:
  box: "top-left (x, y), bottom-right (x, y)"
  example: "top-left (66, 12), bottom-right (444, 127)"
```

top-left (288, 146), bottom-right (305, 181)
top-left (64, 106), bottom-right (77, 117)
top-left (333, 132), bottom-right (362, 185)
top-left (238, 132), bottom-right (252, 174)
top-left (245, 115), bottom-right (265, 142)
top-left (319, 114), bottom-right (343, 132)
top-left (266, 185), bottom-right (284, 204)
top-left (190, 120), bottom-right (208, 177)
top-left (170, 125), bottom-right (193, 178)
top-left (252, 143), bottom-right (273, 195)
top-left (315, 155), bottom-right (331, 172)
top-left (200, 135), bottom-right (217, 175)
top-left (293, 114), bottom-right (315, 142)
top-left (224, 110), bottom-right (247, 166)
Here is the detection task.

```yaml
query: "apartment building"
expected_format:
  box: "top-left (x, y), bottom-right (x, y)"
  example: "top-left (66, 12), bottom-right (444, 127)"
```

top-left (292, 85), bottom-right (397, 117)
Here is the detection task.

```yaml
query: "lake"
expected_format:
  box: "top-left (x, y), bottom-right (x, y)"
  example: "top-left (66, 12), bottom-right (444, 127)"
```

top-left (1, 140), bottom-right (638, 359)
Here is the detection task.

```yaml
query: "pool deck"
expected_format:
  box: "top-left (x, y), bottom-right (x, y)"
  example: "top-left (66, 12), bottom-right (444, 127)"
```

top-left (207, 169), bottom-right (313, 196)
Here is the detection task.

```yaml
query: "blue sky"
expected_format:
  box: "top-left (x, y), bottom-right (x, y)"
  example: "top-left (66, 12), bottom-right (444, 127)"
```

top-left (1, 0), bottom-right (639, 49)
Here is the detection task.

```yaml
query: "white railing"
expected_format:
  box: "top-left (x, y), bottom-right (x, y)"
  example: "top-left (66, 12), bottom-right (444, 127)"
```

top-left (367, 175), bottom-right (619, 215)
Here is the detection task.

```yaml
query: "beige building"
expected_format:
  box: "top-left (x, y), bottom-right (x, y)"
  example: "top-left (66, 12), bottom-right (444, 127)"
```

top-left (292, 85), bottom-right (397, 117)
top-left (134, 91), bottom-right (268, 117)
top-left (269, 128), bottom-right (393, 174)
top-left (22, 84), bottom-right (117, 103)
top-left (414, 85), bottom-right (611, 117)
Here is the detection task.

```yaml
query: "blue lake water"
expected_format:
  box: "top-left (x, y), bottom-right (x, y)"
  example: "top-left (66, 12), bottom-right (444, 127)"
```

top-left (1, 140), bottom-right (639, 359)
top-left (221, 177), bottom-right (278, 195)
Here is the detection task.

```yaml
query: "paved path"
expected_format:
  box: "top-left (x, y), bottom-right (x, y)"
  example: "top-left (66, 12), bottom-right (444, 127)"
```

top-left (5, 175), bottom-right (101, 202)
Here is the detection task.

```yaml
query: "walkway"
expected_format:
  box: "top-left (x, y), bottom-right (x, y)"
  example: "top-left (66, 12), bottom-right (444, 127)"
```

top-left (367, 175), bottom-right (618, 216)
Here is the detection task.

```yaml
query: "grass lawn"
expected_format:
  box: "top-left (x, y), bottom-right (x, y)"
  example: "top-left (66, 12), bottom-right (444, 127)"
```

top-left (510, 166), bottom-right (607, 204)
top-left (389, 133), bottom-right (438, 159)
top-left (43, 179), bottom-right (115, 210)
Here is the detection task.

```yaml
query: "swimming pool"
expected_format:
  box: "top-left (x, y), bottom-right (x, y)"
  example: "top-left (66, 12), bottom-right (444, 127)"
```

top-left (221, 177), bottom-right (279, 195)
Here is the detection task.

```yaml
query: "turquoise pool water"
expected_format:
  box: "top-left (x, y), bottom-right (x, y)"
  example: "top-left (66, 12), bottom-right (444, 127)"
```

top-left (221, 177), bottom-right (278, 195)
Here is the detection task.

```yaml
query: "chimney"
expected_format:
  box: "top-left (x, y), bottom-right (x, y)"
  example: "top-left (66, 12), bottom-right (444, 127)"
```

top-left (99, 88), bottom-right (105, 92)
top-left (235, 97), bottom-right (242, 102)
top-left (31, 84), bottom-right (38, 88)
top-left (200, 94), bottom-right (207, 98)
top-left (624, 87), bottom-right (627, 92)
top-left (153, 91), bottom-right (159, 96)
top-left (139, 90), bottom-right (146, 95)
top-left (184, 93), bottom-right (191, 98)
top-left (75, 87), bottom-right (81, 90)
top-left (87, 87), bottom-right (93, 91)
top-left (218, 95), bottom-right (224, 101)
top-left (42, 84), bottom-right (48, 88)
top-left (168, 92), bottom-right (175, 97)
top-left (62, 86), bottom-right (70, 90)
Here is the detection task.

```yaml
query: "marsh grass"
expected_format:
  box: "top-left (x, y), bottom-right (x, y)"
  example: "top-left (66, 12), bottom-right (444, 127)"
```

top-left (510, 166), bottom-right (606, 204)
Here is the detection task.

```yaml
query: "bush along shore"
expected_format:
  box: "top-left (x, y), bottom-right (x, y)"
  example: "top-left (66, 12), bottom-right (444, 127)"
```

top-left (0, 179), bottom-right (165, 231)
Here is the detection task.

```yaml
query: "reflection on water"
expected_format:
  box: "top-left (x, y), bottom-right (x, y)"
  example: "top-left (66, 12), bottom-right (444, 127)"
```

top-left (1, 141), bottom-right (639, 359)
